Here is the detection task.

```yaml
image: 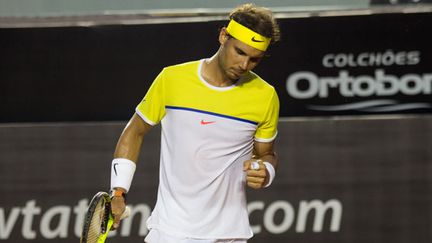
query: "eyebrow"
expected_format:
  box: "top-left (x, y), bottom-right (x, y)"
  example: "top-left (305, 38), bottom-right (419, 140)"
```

top-left (234, 46), bottom-right (264, 60)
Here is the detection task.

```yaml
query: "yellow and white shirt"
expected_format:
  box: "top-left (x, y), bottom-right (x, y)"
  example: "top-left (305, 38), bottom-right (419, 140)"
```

top-left (136, 59), bottom-right (279, 239)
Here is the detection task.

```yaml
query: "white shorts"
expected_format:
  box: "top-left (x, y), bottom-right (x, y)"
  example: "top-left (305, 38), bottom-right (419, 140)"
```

top-left (144, 229), bottom-right (248, 243)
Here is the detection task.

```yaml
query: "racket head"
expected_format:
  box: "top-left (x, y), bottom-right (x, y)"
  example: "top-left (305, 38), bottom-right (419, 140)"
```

top-left (80, 192), bottom-right (111, 243)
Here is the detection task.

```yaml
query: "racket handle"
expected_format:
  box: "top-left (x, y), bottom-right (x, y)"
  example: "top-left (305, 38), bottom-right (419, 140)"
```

top-left (98, 216), bottom-right (113, 243)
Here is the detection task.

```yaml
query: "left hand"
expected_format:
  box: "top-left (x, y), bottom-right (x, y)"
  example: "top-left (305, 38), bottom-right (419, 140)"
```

top-left (243, 159), bottom-right (268, 189)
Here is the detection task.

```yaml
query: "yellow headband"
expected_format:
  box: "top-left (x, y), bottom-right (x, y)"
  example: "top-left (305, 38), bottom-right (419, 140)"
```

top-left (226, 19), bottom-right (271, 51)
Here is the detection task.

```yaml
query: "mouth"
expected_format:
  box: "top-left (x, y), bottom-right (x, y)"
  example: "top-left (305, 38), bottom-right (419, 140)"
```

top-left (230, 69), bottom-right (244, 78)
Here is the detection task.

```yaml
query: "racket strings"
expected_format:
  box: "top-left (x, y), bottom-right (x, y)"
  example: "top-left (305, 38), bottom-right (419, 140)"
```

top-left (86, 200), bottom-right (107, 242)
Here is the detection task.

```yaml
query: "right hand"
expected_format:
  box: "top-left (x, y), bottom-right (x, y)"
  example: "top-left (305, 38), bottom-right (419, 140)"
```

top-left (110, 195), bottom-right (126, 230)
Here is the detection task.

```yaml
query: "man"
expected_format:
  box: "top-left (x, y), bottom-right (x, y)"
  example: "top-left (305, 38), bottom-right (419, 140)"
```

top-left (109, 3), bottom-right (281, 243)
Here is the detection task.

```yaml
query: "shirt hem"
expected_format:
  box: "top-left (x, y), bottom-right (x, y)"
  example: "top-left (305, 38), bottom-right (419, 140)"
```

top-left (254, 131), bottom-right (278, 142)
top-left (147, 223), bottom-right (253, 240)
top-left (135, 108), bottom-right (157, 126)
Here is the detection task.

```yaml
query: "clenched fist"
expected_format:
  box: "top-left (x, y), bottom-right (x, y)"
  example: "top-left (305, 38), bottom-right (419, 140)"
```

top-left (243, 159), bottom-right (269, 189)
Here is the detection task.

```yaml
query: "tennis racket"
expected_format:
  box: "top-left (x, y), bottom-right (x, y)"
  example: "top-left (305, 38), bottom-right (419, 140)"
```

top-left (80, 191), bottom-right (131, 243)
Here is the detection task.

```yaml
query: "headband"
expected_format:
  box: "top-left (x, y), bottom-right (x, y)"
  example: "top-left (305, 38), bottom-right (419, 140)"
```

top-left (226, 19), bottom-right (271, 51)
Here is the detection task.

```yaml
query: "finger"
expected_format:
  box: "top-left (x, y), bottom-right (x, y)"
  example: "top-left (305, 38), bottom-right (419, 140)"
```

top-left (247, 176), bottom-right (265, 184)
top-left (120, 206), bottom-right (131, 220)
top-left (111, 207), bottom-right (125, 218)
top-left (112, 221), bottom-right (120, 230)
top-left (112, 205), bottom-right (131, 229)
top-left (111, 198), bottom-right (125, 229)
top-left (111, 206), bottom-right (125, 216)
top-left (112, 208), bottom-right (125, 229)
top-left (244, 159), bottom-right (263, 171)
top-left (247, 181), bottom-right (262, 189)
top-left (243, 160), bottom-right (252, 171)
top-left (246, 169), bottom-right (266, 177)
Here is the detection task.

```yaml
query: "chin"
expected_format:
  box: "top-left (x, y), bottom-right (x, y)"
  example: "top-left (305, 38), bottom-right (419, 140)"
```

top-left (230, 71), bottom-right (243, 80)
top-left (229, 74), bottom-right (241, 81)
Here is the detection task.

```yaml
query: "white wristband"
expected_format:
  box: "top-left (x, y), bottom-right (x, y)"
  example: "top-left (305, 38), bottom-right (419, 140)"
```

top-left (263, 162), bottom-right (275, 188)
top-left (110, 158), bottom-right (136, 193)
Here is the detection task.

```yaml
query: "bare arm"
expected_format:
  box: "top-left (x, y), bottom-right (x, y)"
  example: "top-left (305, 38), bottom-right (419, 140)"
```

top-left (253, 140), bottom-right (278, 170)
top-left (114, 113), bottom-right (153, 161)
top-left (243, 140), bottom-right (278, 189)
top-left (111, 113), bottom-right (152, 228)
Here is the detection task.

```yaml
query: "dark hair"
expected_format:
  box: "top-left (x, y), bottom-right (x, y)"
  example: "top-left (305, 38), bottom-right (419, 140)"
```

top-left (229, 3), bottom-right (280, 44)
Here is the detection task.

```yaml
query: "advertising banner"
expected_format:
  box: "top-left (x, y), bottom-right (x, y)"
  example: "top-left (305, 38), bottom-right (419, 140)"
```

top-left (256, 12), bottom-right (432, 117)
top-left (1, 12), bottom-right (431, 122)
top-left (1, 117), bottom-right (431, 243)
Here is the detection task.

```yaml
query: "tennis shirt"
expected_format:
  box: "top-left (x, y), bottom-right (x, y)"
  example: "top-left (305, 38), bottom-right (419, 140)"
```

top-left (135, 59), bottom-right (279, 239)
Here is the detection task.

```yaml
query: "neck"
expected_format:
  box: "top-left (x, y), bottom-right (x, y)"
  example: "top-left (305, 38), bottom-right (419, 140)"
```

top-left (201, 54), bottom-right (235, 87)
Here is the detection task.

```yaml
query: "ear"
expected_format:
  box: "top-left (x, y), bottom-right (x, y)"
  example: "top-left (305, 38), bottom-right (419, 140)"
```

top-left (218, 27), bottom-right (229, 45)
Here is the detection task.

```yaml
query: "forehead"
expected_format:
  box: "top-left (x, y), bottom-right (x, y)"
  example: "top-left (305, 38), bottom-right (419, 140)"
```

top-left (228, 37), bottom-right (266, 58)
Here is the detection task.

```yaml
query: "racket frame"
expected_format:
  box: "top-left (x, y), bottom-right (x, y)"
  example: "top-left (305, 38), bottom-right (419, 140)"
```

top-left (80, 191), bottom-right (111, 243)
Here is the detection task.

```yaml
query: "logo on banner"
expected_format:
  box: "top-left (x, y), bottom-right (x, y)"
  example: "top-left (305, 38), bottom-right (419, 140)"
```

top-left (0, 198), bottom-right (342, 240)
top-left (285, 50), bottom-right (432, 113)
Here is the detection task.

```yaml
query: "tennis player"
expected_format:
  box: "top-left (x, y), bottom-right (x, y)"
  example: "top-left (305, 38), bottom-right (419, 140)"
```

top-left (109, 3), bottom-right (281, 243)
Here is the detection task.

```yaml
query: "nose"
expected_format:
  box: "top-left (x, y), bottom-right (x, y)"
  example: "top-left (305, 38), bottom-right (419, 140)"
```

top-left (239, 57), bottom-right (249, 71)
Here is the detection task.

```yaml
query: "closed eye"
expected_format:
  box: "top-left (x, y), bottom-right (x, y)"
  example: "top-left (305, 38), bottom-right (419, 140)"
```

top-left (235, 47), bottom-right (246, 56)
top-left (234, 46), bottom-right (264, 63)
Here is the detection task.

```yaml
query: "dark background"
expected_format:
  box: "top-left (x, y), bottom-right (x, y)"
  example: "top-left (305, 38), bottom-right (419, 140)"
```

top-left (1, 12), bottom-right (431, 123)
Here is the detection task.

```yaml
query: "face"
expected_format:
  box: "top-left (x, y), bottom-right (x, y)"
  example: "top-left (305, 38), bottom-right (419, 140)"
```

top-left (217, 28), bottom-right (266, 81)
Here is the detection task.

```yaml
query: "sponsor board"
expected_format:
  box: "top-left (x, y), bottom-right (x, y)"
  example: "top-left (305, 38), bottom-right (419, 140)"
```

top-left (1, 12), bottom-right (431, 122)
top-left (1, 117), bottom-right (431, 243)
top-left (0, 198), bottom-right (343, 241)
top-left (257, 12), bottom-right (432, 117)
top-left (284, 50), bottom-right (432, 114)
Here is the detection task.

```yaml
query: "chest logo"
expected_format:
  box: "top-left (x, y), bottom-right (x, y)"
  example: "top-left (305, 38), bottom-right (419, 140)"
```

top-left (200, 119), bottom-right (216, 125)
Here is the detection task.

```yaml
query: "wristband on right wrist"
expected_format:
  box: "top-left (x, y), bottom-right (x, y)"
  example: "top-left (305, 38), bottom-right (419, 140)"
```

top-left (110, 158), bottom-right (136, 193)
